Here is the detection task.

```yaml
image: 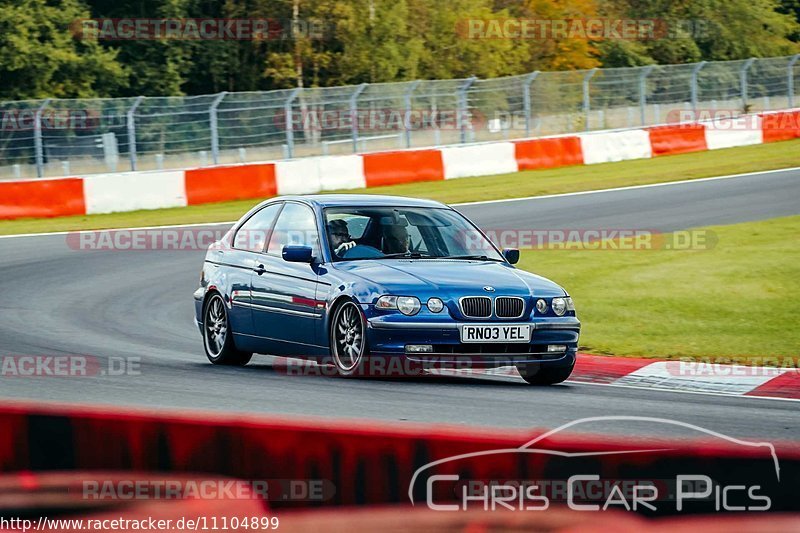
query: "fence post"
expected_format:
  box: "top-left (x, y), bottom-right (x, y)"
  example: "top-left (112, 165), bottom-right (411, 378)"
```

top-left (739, 58), bottom-right (755, 111)
top-left (638, 66), bottom-right (655, 126)
top-left (127, 96), bottom-right (144, 171)
top-left (788, 54), bottom-right (800, 109)
top-left (458, 77), bottom-right (477, 144)
top-left (209, 91), bottom-right (227, 165)
top-left (284, 88), bottom-right (301, 159)
top-left (582, 69), bottom-right (597, 131)
top-left (404, 80), bottom-right (421, 148)
top-left (690, 61), bottom-right (707, 115)
top-left (523, 71), bottom-right (540, 137)
top-left (34, 98), bottom-right (51, 178)
top-left (350, 83), bottom-right (368, 153)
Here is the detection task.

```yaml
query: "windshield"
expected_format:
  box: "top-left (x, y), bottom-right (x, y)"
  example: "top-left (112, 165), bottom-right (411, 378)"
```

top-left (323, 206), bottom-right (505, 262)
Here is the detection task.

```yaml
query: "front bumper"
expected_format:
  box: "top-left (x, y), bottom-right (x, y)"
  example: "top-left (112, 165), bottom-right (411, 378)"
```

top-left (366, 315), bottom-right (580, 366)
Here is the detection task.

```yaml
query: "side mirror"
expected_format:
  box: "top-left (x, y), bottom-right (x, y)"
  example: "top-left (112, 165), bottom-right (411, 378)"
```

top-left (503, 248), bottom-right (520, 265)
top-left (282, 245), bottom-right (314, 263)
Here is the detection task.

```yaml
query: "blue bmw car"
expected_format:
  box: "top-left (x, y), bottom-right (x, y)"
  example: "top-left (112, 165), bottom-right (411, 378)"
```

top-left (194, 195), bottom-right (580, 385)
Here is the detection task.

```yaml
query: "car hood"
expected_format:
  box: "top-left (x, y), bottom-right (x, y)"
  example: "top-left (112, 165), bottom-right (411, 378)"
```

top-left (333, 259), bottom-right (566, 301)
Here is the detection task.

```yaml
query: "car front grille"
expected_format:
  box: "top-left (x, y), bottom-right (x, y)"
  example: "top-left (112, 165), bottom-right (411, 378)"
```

top-left (495, 297), bottom-right (525, 318)
top-left (459, 296), bottom-right (526, 318)
top-left (460, 296), bottom-right (491, 318)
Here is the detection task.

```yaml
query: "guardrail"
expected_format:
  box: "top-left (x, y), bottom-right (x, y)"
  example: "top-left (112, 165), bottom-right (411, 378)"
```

top-left (1, 55), bottom-right (798, 180)
top-left (1, 108), bottom-right (798, 220)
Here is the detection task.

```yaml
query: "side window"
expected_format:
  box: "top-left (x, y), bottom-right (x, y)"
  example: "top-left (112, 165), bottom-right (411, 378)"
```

top-left (267, 203), bottom-right (320, 256)
top-left (233, 203), bottom-right (282, 252)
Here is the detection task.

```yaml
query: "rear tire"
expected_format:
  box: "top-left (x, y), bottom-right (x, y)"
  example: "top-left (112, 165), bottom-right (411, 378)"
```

top-left (516, 362), bottom-right (574, 385)
top-left (203, 293), bottom-right (252, 366)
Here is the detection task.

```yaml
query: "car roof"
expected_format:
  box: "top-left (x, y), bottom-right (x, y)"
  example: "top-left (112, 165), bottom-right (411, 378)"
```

top-left (277, 194), bottom-right (448, 209)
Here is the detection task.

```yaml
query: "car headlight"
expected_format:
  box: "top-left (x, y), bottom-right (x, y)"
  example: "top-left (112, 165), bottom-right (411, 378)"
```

top-left (535, 298), bottom-right (548, 315)
top-left (376, 295), bottom-right (421, 316)
top-left (397, 296), bottom-right (421, 315)
top-left (427, 297), bottom-right (444, 313)
top-left (551, 297), bottom-right (567, 316)
top-left (565, 296), bottom-right (575, 311)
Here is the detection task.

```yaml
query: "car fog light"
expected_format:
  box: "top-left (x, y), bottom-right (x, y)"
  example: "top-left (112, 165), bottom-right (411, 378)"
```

top-left (397, 296), bottom-right (421, 315)
top-left (535, 299), bottom-right (548, 315)
top-left (551, 297), bottom-right (567, 316)
top-left (547, 345), bottom-right (567, 352)
top-left (427, 297), bottom-right (444, 313)
top-left (406, 344), bottom-right (433, 353)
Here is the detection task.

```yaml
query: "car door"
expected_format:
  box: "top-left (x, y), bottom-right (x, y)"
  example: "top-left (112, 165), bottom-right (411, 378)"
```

top-left (250, 202), bottom-right (324, 354)
top-left (221, 202), bottom-right (283, 347)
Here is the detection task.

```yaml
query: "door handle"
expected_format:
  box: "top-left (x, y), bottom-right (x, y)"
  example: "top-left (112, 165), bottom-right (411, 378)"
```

top-left (253, 264), bottom-right (267, 275)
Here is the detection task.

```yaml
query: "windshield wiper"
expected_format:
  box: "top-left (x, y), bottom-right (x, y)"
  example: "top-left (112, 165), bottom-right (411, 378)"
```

top-left (442, 255), bottom-right (505, 262)
top-left (382, 252), bottom-right (443, 259)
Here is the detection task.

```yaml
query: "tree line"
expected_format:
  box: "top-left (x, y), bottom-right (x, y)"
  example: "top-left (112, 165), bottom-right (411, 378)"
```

top-left (1, 0), bottom-right (798, 100)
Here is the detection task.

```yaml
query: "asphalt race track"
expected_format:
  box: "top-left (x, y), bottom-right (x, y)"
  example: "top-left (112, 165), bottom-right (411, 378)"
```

top-left (1, 168), bottom-right (799, 441)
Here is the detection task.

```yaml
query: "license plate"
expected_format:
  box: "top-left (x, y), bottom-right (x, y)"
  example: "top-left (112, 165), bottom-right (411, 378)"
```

top-left (459, 324), bottom-right (531, 343)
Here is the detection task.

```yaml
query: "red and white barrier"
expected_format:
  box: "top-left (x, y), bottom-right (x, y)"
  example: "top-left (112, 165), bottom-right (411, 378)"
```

top-left (579, 129), bottom-right (652, 164)
top-left (318, 154), bottom-right (366, 191)
top-left (0, 177), bottom-right (85, 219)
top-left (514, 136), bottom-right (584, 169)
top-left (83, 171), bottom-right (187, 215)
top-left (184, 163), bottom-right (277, 206)
top-left (1, 109), bottom-right (798, 220)
top-left (704, 115), bottom-right (764, 150)
top-left (648, 124), bottom-right (708, 156)
top-left (363, 148), bottom-right (444, 187)
top-left (275, 158), bottom-right (323, 195)
top-left (441, 142), bottom-right (518, 179)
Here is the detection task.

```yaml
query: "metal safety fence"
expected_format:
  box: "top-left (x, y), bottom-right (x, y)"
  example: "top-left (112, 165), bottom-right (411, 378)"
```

top-left (1, 55), bottom-right (798, 179)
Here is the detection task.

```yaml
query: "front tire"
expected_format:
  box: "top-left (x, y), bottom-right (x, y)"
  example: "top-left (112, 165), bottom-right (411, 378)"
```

top-left (330, 301), bottom-right (367, 377)
top-left (203, 293), bottom-right (252, 366)
top-left (516, 362), bottom-right (574, 385)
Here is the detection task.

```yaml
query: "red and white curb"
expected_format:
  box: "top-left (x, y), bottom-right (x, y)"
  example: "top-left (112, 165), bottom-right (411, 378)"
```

top-left (569, 354), bottom-right (800, 399)
top-left (434, 354), bottom-right (800, 400)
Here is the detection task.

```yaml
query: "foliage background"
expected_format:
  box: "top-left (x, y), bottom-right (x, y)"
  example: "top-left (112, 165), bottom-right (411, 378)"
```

top-left (0, 0), bottom-right (798, 99)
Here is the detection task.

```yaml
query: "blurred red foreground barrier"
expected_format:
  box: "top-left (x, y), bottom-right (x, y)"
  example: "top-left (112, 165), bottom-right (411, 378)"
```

top-left (0, 401), bottom-right (798, 513)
